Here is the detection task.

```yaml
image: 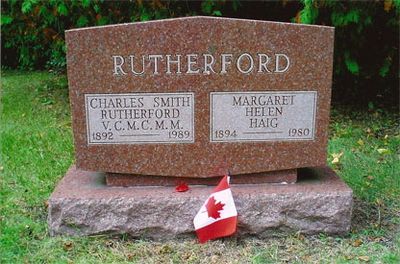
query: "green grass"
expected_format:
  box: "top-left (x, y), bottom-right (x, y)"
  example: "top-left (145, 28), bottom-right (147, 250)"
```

top-left (1, 71), bottom-right (399, 263)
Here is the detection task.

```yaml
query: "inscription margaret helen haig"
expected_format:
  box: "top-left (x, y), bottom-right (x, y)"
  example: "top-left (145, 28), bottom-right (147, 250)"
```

top-left (211, 91), bottom-right (317, 142)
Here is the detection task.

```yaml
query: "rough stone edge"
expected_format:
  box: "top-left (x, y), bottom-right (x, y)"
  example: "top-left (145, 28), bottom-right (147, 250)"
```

top-left (48, 166), bottom-right (353, 240)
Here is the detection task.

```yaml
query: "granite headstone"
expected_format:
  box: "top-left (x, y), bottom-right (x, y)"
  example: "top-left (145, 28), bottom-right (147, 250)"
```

top-left (65, 16), bottom-right (333, 178)
top-left (49, 17), bottom-right (352, 239)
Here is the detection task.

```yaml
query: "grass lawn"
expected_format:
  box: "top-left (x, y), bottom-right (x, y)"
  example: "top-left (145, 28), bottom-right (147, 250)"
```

top-left (1, 71), bottom-right (399, 263)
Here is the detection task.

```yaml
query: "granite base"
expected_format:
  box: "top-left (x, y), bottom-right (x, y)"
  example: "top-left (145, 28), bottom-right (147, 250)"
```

top-left (48, 165), bottom-right (353, 239)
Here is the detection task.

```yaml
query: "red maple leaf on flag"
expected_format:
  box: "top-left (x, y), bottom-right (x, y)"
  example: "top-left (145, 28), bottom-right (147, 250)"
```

top-left (206, 196), bottom-right (225, 219)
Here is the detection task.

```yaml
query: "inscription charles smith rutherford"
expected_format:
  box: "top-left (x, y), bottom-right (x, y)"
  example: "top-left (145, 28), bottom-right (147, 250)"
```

top-left (86, 93), bottom-right (194, 144)
top-left (66, 16), bottom-right (334, 176)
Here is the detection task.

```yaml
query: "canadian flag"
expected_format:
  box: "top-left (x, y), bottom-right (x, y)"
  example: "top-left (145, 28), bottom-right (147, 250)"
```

top-left (193, 175), bottom-right (238, 243)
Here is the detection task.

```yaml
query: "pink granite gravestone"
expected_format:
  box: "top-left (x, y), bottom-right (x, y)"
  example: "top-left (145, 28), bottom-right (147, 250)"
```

top-left (65, 16), bottom-right (333, 182)
top-left (48, 17), bottom-right (352, 238)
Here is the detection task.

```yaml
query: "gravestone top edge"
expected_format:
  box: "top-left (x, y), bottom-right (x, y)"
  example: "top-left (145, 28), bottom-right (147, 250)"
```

top-left (65, 15), bottom-right (334, 34)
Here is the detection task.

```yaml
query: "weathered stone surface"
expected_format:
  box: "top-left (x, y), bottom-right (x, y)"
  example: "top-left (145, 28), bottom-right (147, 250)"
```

top-left (65, 16), bottom-right (334, 177)
top-left (48, 165), bottom-right (352, 239)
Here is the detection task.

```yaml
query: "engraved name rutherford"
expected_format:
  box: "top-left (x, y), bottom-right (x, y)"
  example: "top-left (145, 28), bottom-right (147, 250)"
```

top-left (112, 52), bottom-right (290, 76)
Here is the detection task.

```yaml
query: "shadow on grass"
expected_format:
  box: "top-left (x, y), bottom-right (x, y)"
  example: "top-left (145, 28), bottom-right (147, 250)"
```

top-left (351, 197), bottom-right (400, 242)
